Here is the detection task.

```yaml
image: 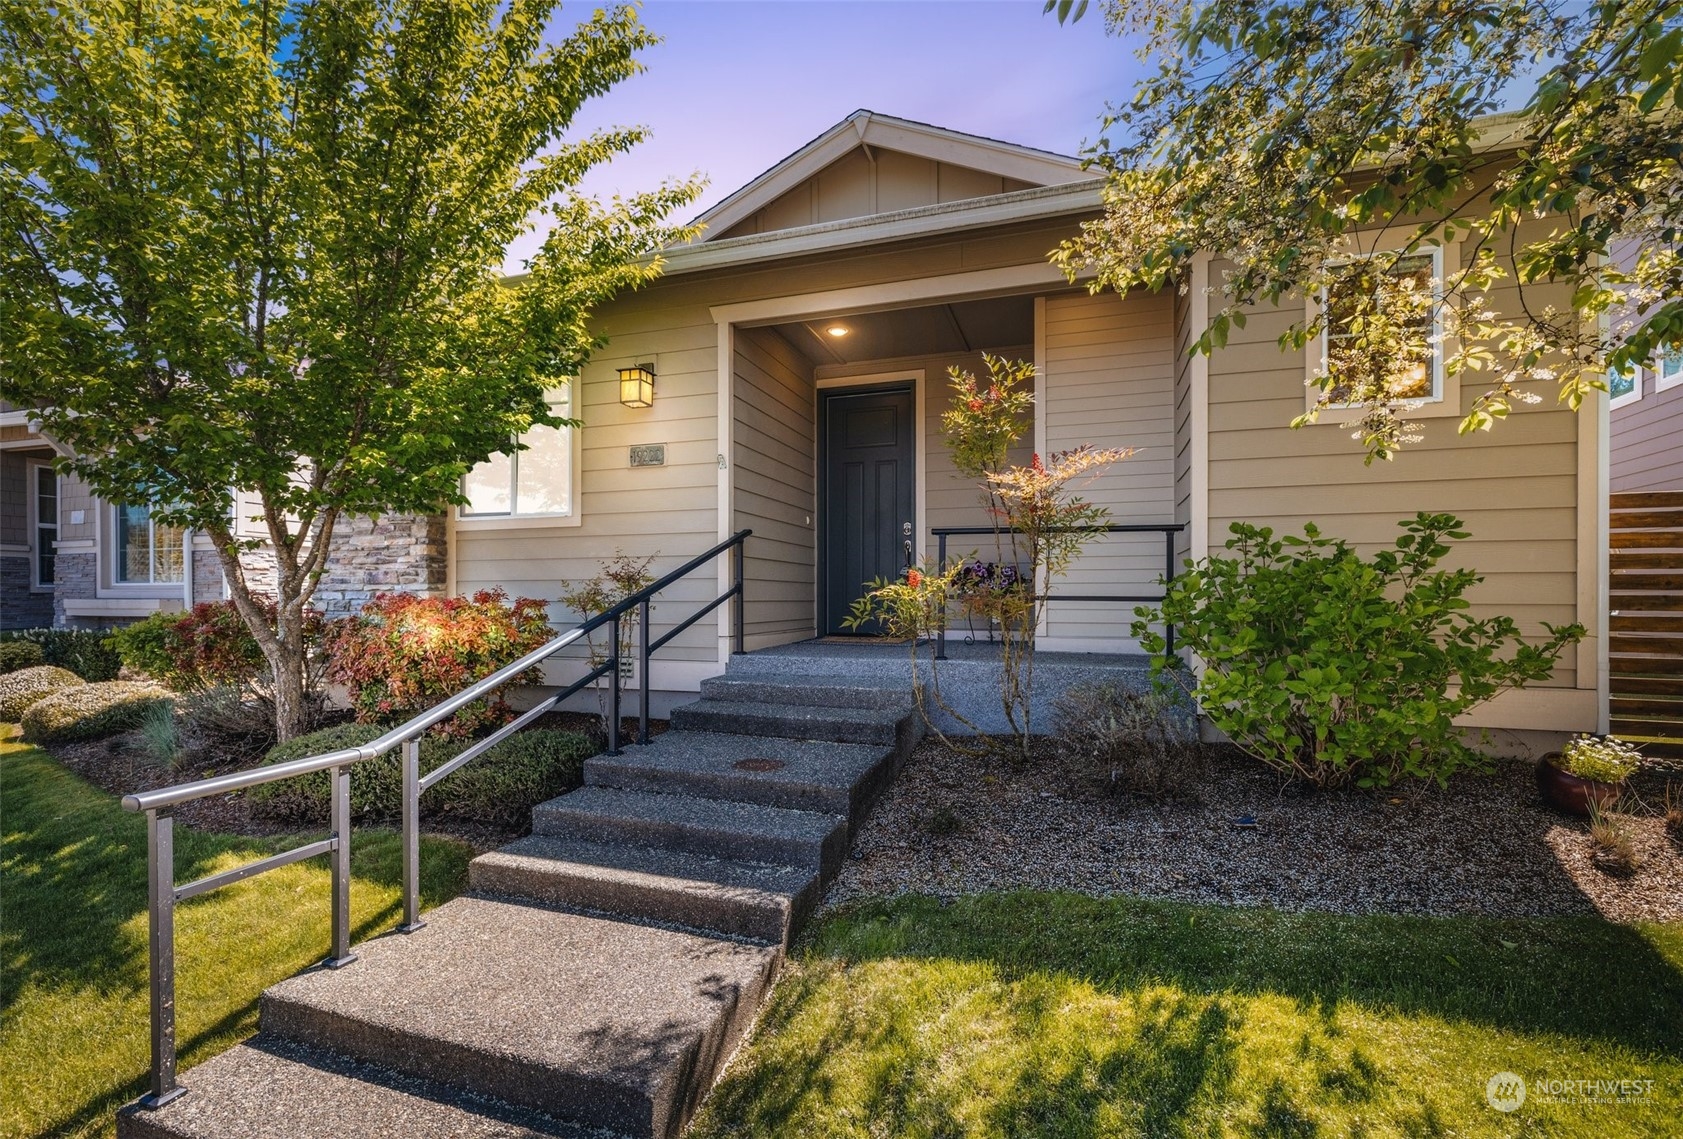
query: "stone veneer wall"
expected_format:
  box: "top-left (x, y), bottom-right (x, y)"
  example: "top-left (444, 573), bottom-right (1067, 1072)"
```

top-left (51, 551), bottom-right (98, 627)
top-left (1, 555), bottom-right (55, 629)
top-left (312, 514), bottom-right (446, 618)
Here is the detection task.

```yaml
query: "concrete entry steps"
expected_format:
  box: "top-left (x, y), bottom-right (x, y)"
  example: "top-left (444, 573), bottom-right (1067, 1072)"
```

top-left (121, 663), bottom-right (923, 1139)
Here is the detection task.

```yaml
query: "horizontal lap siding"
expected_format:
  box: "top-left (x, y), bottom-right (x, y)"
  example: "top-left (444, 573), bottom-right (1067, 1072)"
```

top-left (1611, 369), bottom-right (1683, 492)
top-left (1042, 291), bottom-right (1178, 645)
top-left (1205, 239), bottom-right (1584, 688)
top-left (451, 294), bottom-right (721, 665)
top-left (734, 327), bottom-right (817, 649)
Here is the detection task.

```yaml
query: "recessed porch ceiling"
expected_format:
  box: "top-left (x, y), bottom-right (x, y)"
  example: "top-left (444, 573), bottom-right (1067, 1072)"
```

top-left (770, 295), bottom-right (1035, 366)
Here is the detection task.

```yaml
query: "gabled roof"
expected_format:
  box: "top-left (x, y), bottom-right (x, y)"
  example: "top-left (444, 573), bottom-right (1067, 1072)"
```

top-left (691, 109), bottom-right (1099, 241)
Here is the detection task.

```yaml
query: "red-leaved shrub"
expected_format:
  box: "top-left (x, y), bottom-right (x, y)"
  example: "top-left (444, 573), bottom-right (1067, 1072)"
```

top-left (113, 600), bottom-right (323, 691)
top-left (323, 589), bottom-right (552, 737)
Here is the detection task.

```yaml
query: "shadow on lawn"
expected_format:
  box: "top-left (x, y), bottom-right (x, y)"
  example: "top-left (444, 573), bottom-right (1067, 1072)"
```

top-left (815, 892), bottom-right (1683, 1059)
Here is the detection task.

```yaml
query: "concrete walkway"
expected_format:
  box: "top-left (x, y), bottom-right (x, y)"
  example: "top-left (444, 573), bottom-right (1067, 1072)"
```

top-left (120, 667), bottom-right (923, 1139)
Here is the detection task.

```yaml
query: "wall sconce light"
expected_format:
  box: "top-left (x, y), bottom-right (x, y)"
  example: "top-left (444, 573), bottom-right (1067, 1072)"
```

top-left (617, 363), bottom-right (655, 408)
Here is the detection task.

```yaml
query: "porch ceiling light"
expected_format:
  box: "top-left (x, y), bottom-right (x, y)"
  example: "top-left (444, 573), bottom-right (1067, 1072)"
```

top-left (825, 324), bottom-right (849, 337)
top-left (617, 363), bottom-right (655, 408)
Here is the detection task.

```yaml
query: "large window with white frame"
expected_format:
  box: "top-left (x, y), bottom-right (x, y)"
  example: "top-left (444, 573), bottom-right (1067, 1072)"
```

top-left (460, 386), bottom-right (576, 519)
top-left (115, 504), bottom-right (186, 584)
top-left (1319, 248), bottom-right (1443, 406)
top-left (28, 462), bottom-right (56, 588)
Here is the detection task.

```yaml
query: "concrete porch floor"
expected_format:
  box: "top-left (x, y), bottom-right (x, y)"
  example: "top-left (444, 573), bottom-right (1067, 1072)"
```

top-left (733, 637), bottom-right (1164, 736)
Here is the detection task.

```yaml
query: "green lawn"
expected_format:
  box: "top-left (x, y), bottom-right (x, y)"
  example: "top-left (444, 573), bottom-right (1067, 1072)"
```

top-left (0, 729), bottom-right (473, 1139)
top-left (693, 894), bottom-right (1683, 1138)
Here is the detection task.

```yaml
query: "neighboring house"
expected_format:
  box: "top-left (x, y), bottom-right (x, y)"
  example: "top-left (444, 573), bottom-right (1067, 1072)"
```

top-left (0, 405), bottom-right (60, 630)
top-left (1, 403), bottom-right (445, 629)
top-left (7, 111), bottom-right (1611, 740)
top-left (1610, 351), bottom-right (1683, 491)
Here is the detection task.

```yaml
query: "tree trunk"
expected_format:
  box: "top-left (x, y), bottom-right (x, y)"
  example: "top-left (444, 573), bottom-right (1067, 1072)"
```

top-left (207, 527), bottom-right (315, 743)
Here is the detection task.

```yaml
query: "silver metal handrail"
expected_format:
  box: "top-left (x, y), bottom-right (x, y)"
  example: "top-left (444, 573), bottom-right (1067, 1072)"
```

top-left (122, 529), bottom-right (751, 1109)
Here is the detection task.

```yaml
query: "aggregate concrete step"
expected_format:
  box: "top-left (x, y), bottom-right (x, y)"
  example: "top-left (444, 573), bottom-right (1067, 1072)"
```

top-left (586, 730), bottom-right (898, 817)
top-left (532, 786), bottom-right (847, 878)
top-left (259, 896), bottom-right (779, 1139)
top-left (470, 834), bottom-right (817, 945)
top-left (117, 1035), bottom-right (597, 1139)
top-left (698, 673), bottom-right (916, 712)
top-left (669, 697), bottom-right (914, 748)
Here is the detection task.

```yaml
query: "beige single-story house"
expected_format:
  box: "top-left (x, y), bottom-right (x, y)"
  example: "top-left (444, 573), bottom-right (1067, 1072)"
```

top-left (17, 111), bottom-right (1610, 742)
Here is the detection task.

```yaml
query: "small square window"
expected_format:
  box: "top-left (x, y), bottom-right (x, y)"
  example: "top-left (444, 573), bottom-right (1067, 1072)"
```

top-left (115, 504), bottom-right (186, 584)
top-left (1656, 350), bottom-right (1683, 393)
top-left (1608, 363), bottom-right (1642, 410)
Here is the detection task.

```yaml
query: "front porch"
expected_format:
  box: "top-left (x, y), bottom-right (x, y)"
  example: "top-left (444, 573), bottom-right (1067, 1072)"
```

top-left (724, 637), bottom-right (1161, 737)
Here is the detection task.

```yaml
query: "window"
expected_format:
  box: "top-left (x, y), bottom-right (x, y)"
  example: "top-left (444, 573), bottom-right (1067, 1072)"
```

top-left (1656, 349), bottom-right (1683, 393)
top-left (115, 504), bottom-right (185, 584)
top-left (460, 387), bottom-right (575, 519)
top-left (29, 464), bottom-right (55, 588)
top-left (1608, 363), bottom-right (1642, 410)
top-left (1320, 249), bottom-right (1442, 405)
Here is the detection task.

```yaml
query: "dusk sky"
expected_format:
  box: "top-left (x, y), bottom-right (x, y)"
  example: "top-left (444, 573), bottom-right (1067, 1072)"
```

top-left (505, 0), bottom-right (1139, 268)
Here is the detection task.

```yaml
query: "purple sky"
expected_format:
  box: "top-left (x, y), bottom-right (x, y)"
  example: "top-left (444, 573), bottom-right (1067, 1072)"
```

top-left (505, 0), bottom-right (1137, 268)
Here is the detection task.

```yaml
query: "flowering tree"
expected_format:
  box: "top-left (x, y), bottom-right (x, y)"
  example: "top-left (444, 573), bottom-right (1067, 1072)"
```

top-left (1048, 0), bottom-right (1683, 461)
top-left (848, 356), bottom-right (1131, 757)
top-left (0, 1), bottom-right (699, 739)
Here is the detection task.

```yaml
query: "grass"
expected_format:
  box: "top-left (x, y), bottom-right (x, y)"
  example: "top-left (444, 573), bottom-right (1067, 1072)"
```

top-left (0, 728), bottom-right (473, 1139)
top-left (693, 893), bottom-right (1683, 1138)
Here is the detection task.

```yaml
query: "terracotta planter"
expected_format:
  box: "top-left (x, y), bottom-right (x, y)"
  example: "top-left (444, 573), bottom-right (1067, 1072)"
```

top-left (1536, 754), bottom-right (1623, 817)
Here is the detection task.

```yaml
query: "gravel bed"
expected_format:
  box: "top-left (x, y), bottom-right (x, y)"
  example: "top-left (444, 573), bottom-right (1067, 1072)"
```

top-left (829, 739), bottom-right (1683, 924)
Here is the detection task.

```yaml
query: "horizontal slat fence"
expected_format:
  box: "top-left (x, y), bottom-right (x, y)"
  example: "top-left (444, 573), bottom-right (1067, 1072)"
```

top-left (1608, 491), bottom-right (1683, 762)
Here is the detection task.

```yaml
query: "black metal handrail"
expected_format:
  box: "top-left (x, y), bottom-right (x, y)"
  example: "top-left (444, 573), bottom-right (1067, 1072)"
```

top-left (930, 522), bottom-right (1186, 659)
top-left (121, 528), bottom-right (751, 1109)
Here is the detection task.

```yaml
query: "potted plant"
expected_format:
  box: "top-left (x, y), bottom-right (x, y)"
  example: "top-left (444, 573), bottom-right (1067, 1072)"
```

top-left (1537, 734), bottom-right (1642, 816)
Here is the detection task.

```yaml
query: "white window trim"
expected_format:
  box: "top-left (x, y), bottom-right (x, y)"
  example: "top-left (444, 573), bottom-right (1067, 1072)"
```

top-left (1303, 240), bottom-right (1463, 423)
top-left (1655, 352), bottom-right (1683, 394)
top-left (99, 503), bottom-right (188, 596)
top-left (25, 460), bottom-right (56, 592)
top-left (456, 386), bottom-right (582, 530)
top-left (1609, 364), bottom-right (1643, 410)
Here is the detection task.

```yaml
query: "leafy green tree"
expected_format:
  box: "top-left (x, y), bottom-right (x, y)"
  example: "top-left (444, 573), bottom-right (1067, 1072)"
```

top-left (0, 0), bottom-right (699, 738)
top-left (1049, 0), bottom-right (1683, 460)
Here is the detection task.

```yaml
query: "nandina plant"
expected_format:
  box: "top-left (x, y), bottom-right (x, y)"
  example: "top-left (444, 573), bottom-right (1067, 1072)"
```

top-left (114, 600), bottom-right (323, 691)
top-left (848, 355), bottom-right (1132, 758)
top-left (323, 589), bottom-right (552, 738)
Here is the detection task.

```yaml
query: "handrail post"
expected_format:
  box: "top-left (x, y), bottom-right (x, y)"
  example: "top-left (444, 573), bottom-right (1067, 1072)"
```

top-left (936, 531), bottom-right (949, 660)
top-left (398, 739), bottom-right (424, 933)
top-left (732, 537), bottom-right (746, 655)
top-left (608, 613), bottom-right (622, 755)
top-left (325, 764), bottom-right (357, 968)
top-left (638, 598), bottom-right (652, 746)
top-left (139, 809), bottom-right (185, 1108)
top-left (1163, 526), bottom-right (1177, 658)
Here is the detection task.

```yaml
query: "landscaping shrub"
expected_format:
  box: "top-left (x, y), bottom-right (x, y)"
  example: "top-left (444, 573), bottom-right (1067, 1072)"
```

top-left (1053, 681), bottom-right (1204, 797)
top-left (0, 628), bottom-right (120, 680)
top-left (0, 665), bottom-right (86, 720)
top-left (175, 683), bottom-right (282, 750)
top-left (0, 640), bottom-right (46, 674)
top-left (113, 600), bottom-right (320, 690)
top-left (248, 723), bottom-right (592, 827)
top-left (323, 589), bottom-right (552, 738)
top-left (20, 680), bottom-right (173, 745)
top-left (1136, 513), bottom-right (1583, 789)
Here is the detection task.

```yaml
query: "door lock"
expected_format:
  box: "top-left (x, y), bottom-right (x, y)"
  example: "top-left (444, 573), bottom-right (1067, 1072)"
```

top-left (901, 521), bottom-right (913, 536)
